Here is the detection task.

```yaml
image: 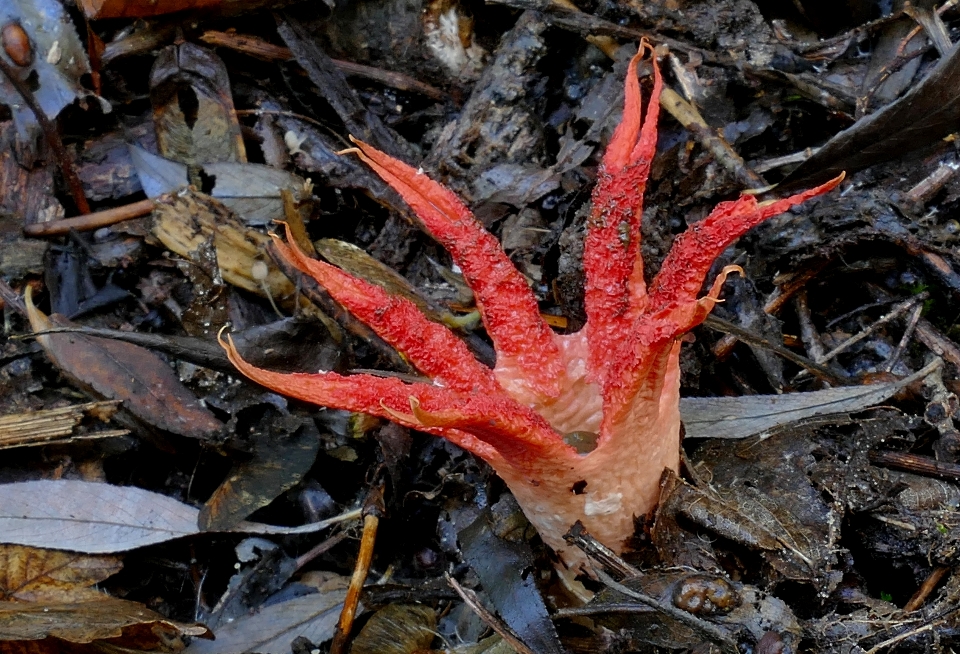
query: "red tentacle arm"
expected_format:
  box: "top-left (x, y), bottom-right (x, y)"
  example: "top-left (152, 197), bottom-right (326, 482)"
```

top-left (648, 174), bottom-right (844, 311)
top-left (584, 43), bottom-right (663, 385)
top-left (221, 334), bottom-right (574, 473)
top-left (270, 225), bottom-right (500, 395)
top-left (345, 139), bottom-right (564, 400)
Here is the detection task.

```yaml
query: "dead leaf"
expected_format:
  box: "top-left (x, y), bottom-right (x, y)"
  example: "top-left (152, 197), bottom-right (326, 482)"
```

top-left (184, 589), bottom-right (346, 654)
top-left (315, 238), bottom-right (447, 323)
top-left (0, 545), bottom-right (208, 652)
top-left (0, 480), bottom-right (201, 553)
top-left (200, 413), bottom-right (321, 531)
top-left (679, 361), bottom-right (937, 440)
top-left (0, 0), bottom-right (93, 163)
top-left (130, 145), bottom-right (306, 225)
top-left (782, 40), bottom-right (960, 190)
top-left (25, 287), bottom-right (223, 440)
top-left (151, 188), bottom-right (294, 299)
top-left (0, 545), bottom-right (122, 603)
top-left (459, 507), bottom-right (564, 654)
top-left (0, 596), bottom-right (210, 645)
top-left (150, 42), bottom-right (246, 165)
top-left (0, 480), bottom-right (361, 554)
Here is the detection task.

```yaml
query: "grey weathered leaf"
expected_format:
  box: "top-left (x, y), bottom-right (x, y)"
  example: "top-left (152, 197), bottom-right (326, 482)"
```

top-left (0, 480), bottom-right (361, 553)
top-left (185, 590), bottom-right (346, 654)
top-left (128, 145), bottom-right (188, 198)
top-left (0, 480), bottom-right (199, 553)
top-left (680, 361), bottom-right (937, 440)
top-left (0, 0), bottom-right (93, 160)
top-left (203, 161), bottom-right (306, 225)
top-left (129, 146), bottom-right (305, 225)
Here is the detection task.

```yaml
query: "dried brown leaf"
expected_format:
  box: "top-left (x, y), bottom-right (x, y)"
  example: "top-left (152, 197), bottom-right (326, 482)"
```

top-left (0, 595), bottom-right (210, 646)
top-left (0, 545), bottom-right (122, 603)
top-left (25, 288), bottom-right (222, 440)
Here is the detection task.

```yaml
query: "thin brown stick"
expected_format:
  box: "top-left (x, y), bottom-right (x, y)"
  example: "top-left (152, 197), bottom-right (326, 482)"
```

top-left (869, 450), bottom-right (960, 482)
top-left (294, 530), bottom-right (350, 571)
top-left (23, 199), bottom-right (155, 237)
top-left (703, 315), bottom-right (851, 385)
top-left (903, 566), bottom-right (949, 612)
top-left (444, 573), bottom-right (537, 654)
top-left (0, 57), bottom-right (90, 215)
top-left (329, 488), bottom-right (383, 654)
top-left (199, 30), bottom-right (447, 101)
top-left (0, 279), bottom-right (28, 316)
top-left (882, 302), bottom-right (924, 373)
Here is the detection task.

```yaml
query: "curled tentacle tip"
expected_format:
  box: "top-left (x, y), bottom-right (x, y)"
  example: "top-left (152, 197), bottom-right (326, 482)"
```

top-left (336, 138), bottom-right (363, 155)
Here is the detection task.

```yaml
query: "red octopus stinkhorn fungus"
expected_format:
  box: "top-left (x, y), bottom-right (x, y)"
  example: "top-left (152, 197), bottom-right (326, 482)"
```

top-left (221, 44), bottom-right (842, 569)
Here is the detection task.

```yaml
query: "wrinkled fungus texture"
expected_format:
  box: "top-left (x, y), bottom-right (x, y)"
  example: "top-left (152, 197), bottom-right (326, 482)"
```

top-left (223, 45), bottom-right (842, 569)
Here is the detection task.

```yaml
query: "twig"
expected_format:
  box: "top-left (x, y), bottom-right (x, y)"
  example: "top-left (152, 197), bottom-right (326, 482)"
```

top-left (23, 199), bottom-right (155, 237)
top-left (753, 147), bottom-right (819, 174)
top-left (201, 30), bottom-right (448, 101)
top-left (563, 521), bottom-right (642, 579)
top-left (794, 289), bottom-right (826, 363)
top-left (903, 566), bottom-right (949, 612)
top-left (329, 486), bottom-right (384, 654)
top-left (869, 284), bottom-right (960, 368)
top-left (882, 302), bottom-right (924, 373)
top-left (816, 294), bottom-right (927, 365)
top-left (703, 315), bottom-right (851, 385)
top-left (0, 279), bottom-right (28, 316)
top-left (0, 57), bottom-right (90, 215)
top-left (659, 86), bottom-right (765, 188)
top-left (594, 569), bottom-right (740, 654)
top-left (484, 0), bottom-right (723, 64)
top-left (444, 573), bottom-right (537, 654)
top-left (295, 530), bottom-right (350, 571)
top-left (869, 450), bottom-right (960, 482)
top-left (864, 622), bottom-right (935, 654)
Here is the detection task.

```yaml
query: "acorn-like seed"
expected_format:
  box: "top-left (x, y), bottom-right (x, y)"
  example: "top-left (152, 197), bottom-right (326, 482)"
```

top-left (2, 23), bottom-right (32, 67)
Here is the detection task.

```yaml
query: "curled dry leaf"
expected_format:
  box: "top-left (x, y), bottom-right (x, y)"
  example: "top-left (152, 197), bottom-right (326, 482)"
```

top-left (0, 544), bottom-right (209, 651)
top-left (25, 287), bottom-right (222, 441)
top-left (150, 189), bottom-right (319, 315)
top-left (150, 42), bottom-right (246, 165)
top-left (0, 544), bottom-right (122, 603)
top-left (0, 595), bottom-right (211, 647)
